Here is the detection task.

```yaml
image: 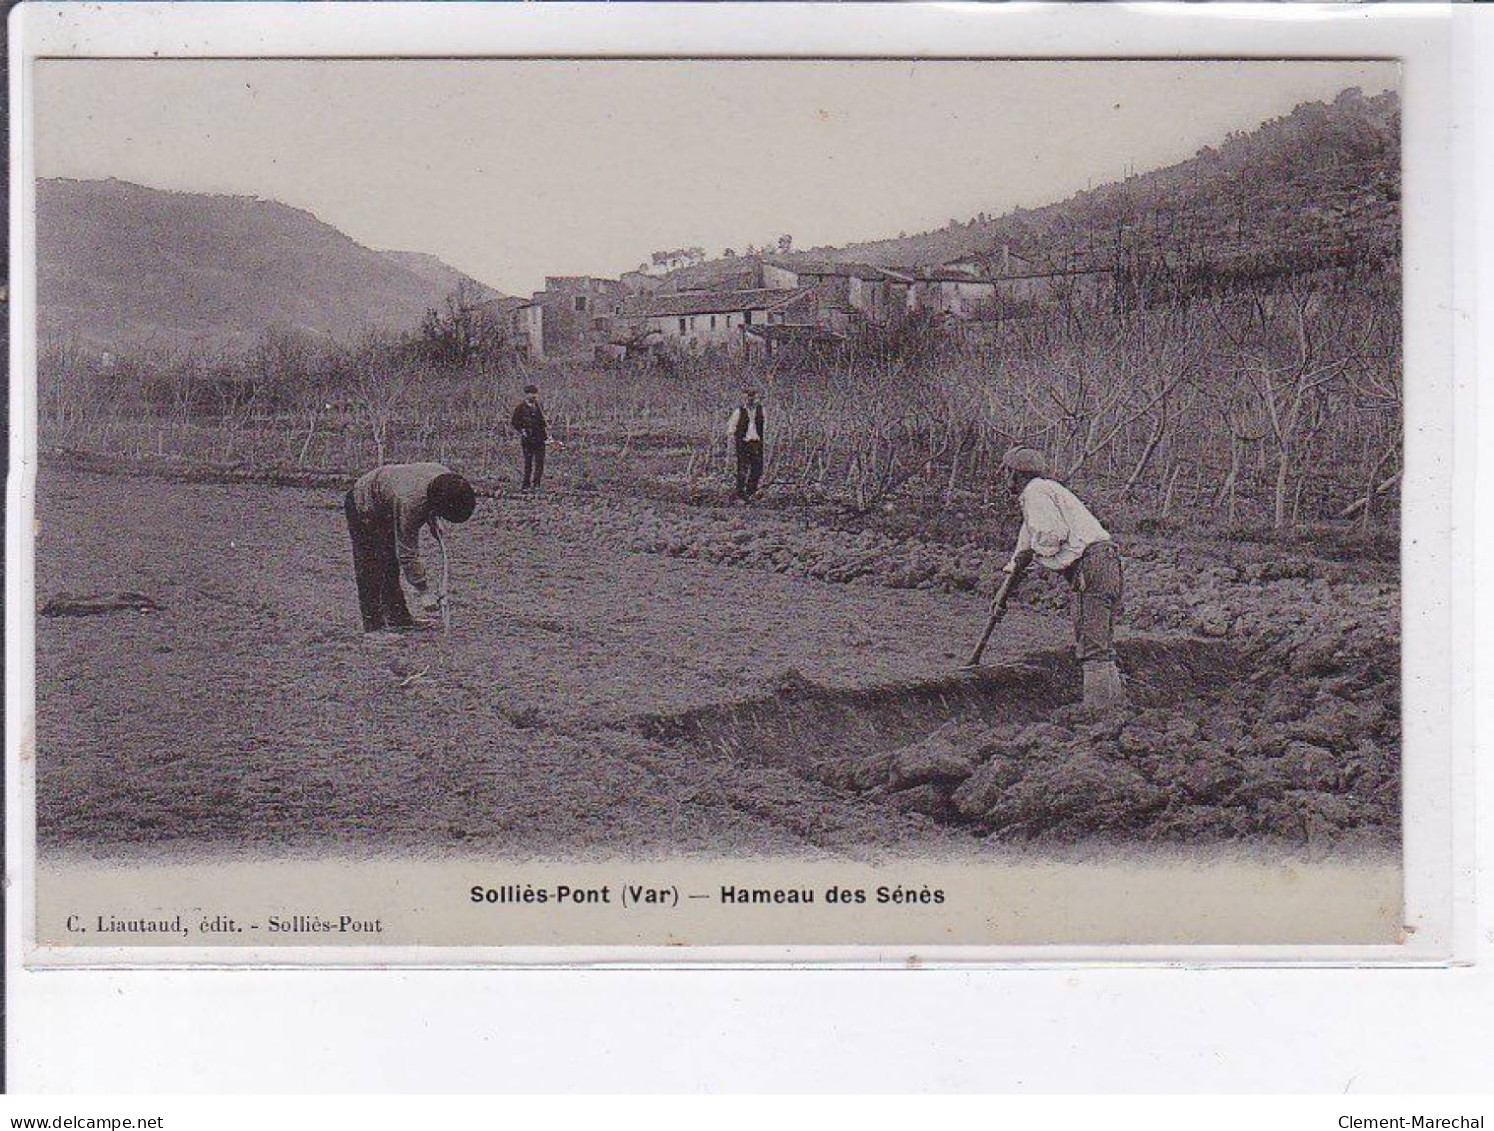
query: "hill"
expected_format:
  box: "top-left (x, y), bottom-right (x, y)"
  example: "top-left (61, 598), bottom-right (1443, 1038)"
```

top-left (378, 249), bottom-right (496, 300)
top-left (665, 86), bottom-right (1400, 290)
top-left (36, 178), bottom-right (503, 353)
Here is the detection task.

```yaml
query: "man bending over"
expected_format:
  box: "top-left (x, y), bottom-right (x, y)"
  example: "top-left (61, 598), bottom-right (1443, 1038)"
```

top-left (344, 462), bottom-right (476, 635)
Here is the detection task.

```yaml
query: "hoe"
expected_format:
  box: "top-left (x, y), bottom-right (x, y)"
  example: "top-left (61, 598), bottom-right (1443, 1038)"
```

top-left (962, 570), bottom-right (1016, 669)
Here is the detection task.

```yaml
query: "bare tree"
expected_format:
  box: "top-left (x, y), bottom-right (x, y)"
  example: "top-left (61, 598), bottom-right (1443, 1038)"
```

top-left (1207, 279), bottom-right (1362, 528)
top-left (347, 341), bottom-right (414, 466)
top-left (209, 367), bottom-right (262, 463)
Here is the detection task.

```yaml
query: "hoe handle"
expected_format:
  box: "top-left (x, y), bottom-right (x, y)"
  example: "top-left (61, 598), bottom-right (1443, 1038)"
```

top-left (964, 572), bottom-right (1015, 668)
top-left (433, 522), bottom-right (452, 633)
top-left (965, 612), bottom-right (1002, 668)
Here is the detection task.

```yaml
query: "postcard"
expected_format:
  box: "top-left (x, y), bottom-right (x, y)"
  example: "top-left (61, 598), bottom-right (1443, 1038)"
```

top-left (10, 11), bottom-right (1463, 964)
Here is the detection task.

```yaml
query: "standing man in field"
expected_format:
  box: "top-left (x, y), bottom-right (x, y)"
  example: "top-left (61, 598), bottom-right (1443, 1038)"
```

top-left (511, 383), bottom-right (549, 490)
top-left (994, 446), bottom-right (1127, 711)
top-left (726, 386), bottom-right (766, 502)
top-left (344, 462), bottom-right (477, 636)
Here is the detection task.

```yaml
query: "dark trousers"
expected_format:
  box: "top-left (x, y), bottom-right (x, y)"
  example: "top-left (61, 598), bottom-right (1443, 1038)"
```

top-left (345, 491), bottom-right (415, 632)
top-left (735, 439), bottom-right (764, 500)
top-left (522, 440), bottom-right (546, 488)
top-left (1065, 540), bottom-right (1124, 663)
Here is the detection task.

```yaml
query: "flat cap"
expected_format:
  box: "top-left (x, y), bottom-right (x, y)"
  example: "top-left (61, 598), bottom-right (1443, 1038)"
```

top-left (1000, 446), bottom-right (1048, 475)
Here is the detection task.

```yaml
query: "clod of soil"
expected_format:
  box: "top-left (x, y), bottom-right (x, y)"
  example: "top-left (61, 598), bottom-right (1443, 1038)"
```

top-left (40, 591), bottom-right (162, 617)
top-left (644, 635), bottom-right (1398, 854)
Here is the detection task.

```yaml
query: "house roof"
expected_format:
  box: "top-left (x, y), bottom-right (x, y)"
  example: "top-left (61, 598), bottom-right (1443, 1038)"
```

top-left (922, 264), bottom-right (1112, 283)
top-left (652, 255), bottom-right (764, 294)
top-left (944, 247), bottom-right (1035, 268)
top-left (473, 295), bottom-right (534, 314)
top-left (764, 257), bottom-right (913, 283)
top-left (911, 270), bottom-right (1002, 284)
top-left (1000, 264), bottom-right (1112, 280)
top-left (543, 275), bottom-right (620, 291)
top-left (622, 287), bottom-right (813, 318)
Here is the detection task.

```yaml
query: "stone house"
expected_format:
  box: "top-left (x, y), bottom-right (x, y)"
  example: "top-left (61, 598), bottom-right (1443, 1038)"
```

top-left (905, 270), bottom-right (1003, 319)
top-left (618, 287), bottom-right (819, 356)
top-left (509, 300), bottom-right (544, 361)
top-left (909, 256), bottom-right (1116, 319)
top-left (761, 258), bottom-right (914, 327)
top-left (940, 245), bottom-right (1033, 279)
top-left (532, 276), bottom-right (624, 358)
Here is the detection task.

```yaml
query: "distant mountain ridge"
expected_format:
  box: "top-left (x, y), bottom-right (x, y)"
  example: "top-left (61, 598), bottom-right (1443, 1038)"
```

top-left (663, 86), bottom-right (1400, 290)
top-left (37, 178), bottom-right (502, 353)
top-left (40, 87), bottom-right (1398, 355)
top-left (379, 249), bottom-right (494, 299)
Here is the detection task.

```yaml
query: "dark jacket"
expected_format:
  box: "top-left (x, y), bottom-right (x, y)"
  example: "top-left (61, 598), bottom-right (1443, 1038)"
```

top-left (512, 401), bottom-right (548, 445)
top-left (349, 462), bottom-right (450, 591)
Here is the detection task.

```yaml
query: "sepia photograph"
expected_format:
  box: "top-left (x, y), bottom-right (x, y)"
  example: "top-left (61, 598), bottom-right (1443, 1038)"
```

top-left (21, 53), bottom-right (1417, 954)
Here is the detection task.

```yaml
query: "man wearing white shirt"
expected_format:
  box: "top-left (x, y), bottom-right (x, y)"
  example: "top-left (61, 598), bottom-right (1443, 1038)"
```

top-left (996, 446), bottom-right (1127, 711)
top-left (726, 387), bottom-right (766, 501)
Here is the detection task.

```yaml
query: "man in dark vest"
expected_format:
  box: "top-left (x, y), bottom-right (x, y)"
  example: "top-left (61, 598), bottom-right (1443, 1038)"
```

top-left (726, 387), bottom-right (766, 501)
top-left (511, 384), bottom-right (549, 490)
top-left (344, 462), bottom-right (477, 636)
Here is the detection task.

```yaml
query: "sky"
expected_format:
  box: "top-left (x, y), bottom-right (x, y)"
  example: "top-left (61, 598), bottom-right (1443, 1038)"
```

top-left (34, 59), bottom-right (1397, 297)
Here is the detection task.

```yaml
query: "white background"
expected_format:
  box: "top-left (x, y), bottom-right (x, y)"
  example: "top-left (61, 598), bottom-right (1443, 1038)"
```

top-left (5, 3), bottom-right (1490, 1093)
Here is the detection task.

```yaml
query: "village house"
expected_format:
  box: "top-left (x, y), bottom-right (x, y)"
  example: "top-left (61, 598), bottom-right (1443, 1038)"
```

top-left (940, 244), bottom-right (1033, 279)
top-left (991, 263), bottom-right (1115, 308)
top-left (905, 269), bottom-right (1004, 319)
top-left (637, 248), bottom-right (706, 277)
top-left (619, 269), bottom-right (665, 296)
top-left (906, 247), bottom-right (1117, 320)
top-left (516, 243), bottom-right (1122, 365)
top-left (954, 244), bottom-right (1118, 309)
top-left (761, 257), bottom-right (913, 327)
top-left (509, 300), bottom-right (544, 360)
top-left (650, 256), bottom-right (767, 296)
top-left (530, 276), bottom-right (624, 358)
top-left (617, 287), bottom-right (820, 356)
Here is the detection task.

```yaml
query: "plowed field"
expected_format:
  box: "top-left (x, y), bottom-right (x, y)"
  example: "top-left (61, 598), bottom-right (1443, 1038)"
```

top-left (34, 463), bottom-right (1400, 860)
